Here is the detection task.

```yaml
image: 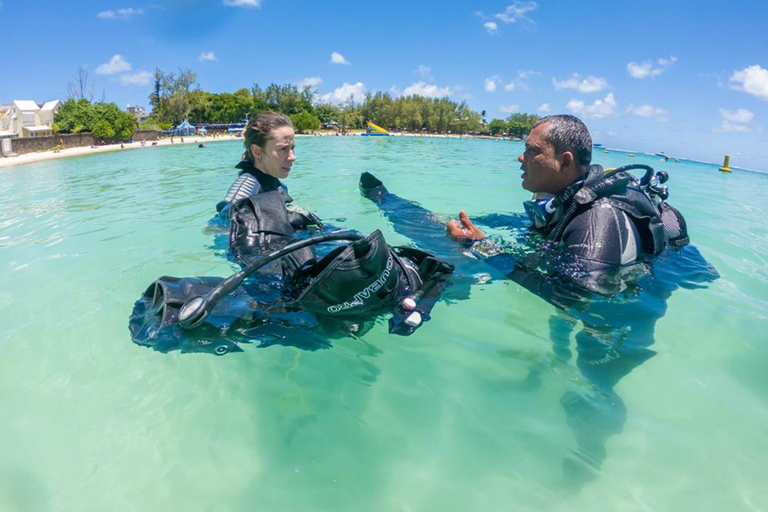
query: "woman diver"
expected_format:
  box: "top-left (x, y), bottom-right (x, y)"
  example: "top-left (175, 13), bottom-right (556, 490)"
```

top-left (214, 112), bottom-right (322, 270)
top-left (131, 115), bottom-right (455, 355)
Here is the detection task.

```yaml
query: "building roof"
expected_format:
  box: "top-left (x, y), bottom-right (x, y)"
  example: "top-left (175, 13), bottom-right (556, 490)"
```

top-left (13, 100), bottom-right (40, 112)
top-left (40, 100), bottom-right (61, 111)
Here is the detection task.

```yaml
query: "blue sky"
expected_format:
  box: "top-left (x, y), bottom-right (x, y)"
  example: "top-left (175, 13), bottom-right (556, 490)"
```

top-left (2, 0), bottom-right (767, 170)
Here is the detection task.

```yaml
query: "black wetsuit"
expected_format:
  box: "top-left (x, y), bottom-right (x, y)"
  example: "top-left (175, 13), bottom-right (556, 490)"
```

top-left (475, 166), bottom-right (685, 304)
top-left (218, 160), bottom-right (322, 270)
top-left (216, 160), bottom-right (285, 221)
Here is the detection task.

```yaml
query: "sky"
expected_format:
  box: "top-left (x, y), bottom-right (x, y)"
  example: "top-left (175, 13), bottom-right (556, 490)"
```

top-left (2, 0), bottom-right (767, 170)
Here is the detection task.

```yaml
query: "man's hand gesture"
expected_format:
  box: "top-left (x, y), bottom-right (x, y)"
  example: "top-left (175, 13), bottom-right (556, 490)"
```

top-left (446, 210), bottom-right (485, 242)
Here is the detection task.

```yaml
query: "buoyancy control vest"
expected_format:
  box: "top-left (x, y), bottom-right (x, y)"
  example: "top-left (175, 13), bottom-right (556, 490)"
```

top-left (546, 164), bottom-right (689, 256)
top-left (229, 187), bottom-right (322, 273)
top-left (129, 230), bottom-right (455, 354)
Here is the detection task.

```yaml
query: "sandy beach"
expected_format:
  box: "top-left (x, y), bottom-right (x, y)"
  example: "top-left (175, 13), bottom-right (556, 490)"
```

top-left (0, 134), bottom-right (241, 170)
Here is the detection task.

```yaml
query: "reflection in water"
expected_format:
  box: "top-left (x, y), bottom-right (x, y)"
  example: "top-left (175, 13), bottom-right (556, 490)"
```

top-left (362, 176), bottom-right (719, 489)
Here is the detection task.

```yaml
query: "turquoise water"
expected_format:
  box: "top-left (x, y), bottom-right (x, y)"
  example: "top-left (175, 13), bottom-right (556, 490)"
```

top-left (1, 137), bottom-right (767, 511)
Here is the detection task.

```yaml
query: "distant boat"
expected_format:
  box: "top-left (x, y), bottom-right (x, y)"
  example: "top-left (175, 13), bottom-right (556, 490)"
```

top-left (594, 143), bottom-right (604, 148)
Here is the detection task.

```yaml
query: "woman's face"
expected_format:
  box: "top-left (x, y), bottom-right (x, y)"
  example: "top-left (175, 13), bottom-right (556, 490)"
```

top-left (251, 125), bottom-right (296, 179)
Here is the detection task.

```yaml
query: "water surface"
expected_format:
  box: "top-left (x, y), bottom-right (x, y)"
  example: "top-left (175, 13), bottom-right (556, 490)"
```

top-left (1, 137), bottom-right (766, 511)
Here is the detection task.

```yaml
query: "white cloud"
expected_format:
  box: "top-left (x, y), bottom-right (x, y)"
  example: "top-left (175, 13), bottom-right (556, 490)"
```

top-left (627, 56), bottom-right (677, 79)
top-left (499, 105), bottom-right (520, 113)
top-left (330, 52), bottom-right (351, 65)
top-left (299, 76), bottom-right (323, 88)
top-left (198, 51), bottom-right (217, 62)
top-left (626, 104), bottom-right (668, 121)
top-left (717, 120), bottom-right (749, 133)
top-left (119, 71), bottom-right (153, 86)
top-left (567, 93), bottom-right (618, 120)
top-left (720, 107), bottom-right (754, 123)
top-left (553, 74), bottom-right (608, 93)
top-left (320, 82), bottom-right (366, 104)
top-left (416, 65), bottom-right (432, 79)
top-left (96, 55), bottom-right (132, 75)
top-left (494, 2), bottom-right (537, 23)
top-left (402, 81), bottom-right (452, 98)
top-left (222, 0), bottom-right (261, 7)
top-left (538, 103), bottom-right (551, 113)
top-left (501, 70), bottom-right (539, 92)
top-left (730, 65), bottom-right (768, 100)
top-left (485, 75), bottom-right (501, 92)
top-left (484, 21), bottom-right (498, 34)
top-left (97, 7), bottom-right (144, 20)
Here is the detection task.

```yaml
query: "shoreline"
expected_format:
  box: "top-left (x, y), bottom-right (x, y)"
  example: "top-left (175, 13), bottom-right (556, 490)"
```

top-left (1, 132), bottom-right (759, 174)
top-left (0, 134), bottom-right (237, 170)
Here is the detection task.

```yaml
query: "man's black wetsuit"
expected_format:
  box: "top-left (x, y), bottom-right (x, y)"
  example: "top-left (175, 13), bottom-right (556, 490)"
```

top-left (474, 165), bottom-right (688, 304)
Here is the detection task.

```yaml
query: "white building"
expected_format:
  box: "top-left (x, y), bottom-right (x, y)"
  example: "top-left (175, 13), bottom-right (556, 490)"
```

top-left (38, 100), bottom-right (61, 127)
top-left (0, 99), bottom-right (62, 138)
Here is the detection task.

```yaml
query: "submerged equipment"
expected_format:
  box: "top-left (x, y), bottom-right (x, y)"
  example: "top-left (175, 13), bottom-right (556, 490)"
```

top-left (130, 230), bottom-right (454, 354)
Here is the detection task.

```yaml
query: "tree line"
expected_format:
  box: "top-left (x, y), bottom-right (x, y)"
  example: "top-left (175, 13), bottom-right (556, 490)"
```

top-left (143, 68), bottom-right (541, 136)
top-left (53, 66), bottom-right (542, 140)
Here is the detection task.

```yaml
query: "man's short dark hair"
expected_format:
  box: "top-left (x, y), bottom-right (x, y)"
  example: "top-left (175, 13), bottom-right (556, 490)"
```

top-left (533, 115), bottom-right (592, 170)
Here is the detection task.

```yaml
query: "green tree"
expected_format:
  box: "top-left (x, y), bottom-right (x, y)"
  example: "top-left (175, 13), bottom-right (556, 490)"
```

top-left (147, 68), bottom-right (199, 124)
top-left (314, 103), bottom-right (340, 126)
top-left (114, 112), bottom-right (136, 140)
top-left (207, 90), bottom-right (253, 124)
top-left (506, 113), bottom-right (540, 137)
top-left (187, 90), bottom-right (212, 124)
top-left (291, 111), bottom-right (321, 133)
top-left (488, 119), bottom-right (508, 135)
top-left (92, 119), bottom-right (115, 139)
top-left (507, 120), bottom-right (530, 138)
top-left (54, 99), bottom-right (95, 133)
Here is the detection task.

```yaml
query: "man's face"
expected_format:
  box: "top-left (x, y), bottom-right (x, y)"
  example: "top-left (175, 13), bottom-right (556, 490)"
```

top-left (252, 125), bottom-right (296, 179)
top-left (517, 123), bottom-right (560, 194)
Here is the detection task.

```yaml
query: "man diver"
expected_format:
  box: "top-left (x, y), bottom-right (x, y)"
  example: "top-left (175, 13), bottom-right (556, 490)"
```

top-left (359, 114), bottom-right (718, 488)
top-left (446, 114), bottom-right (689, 298)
